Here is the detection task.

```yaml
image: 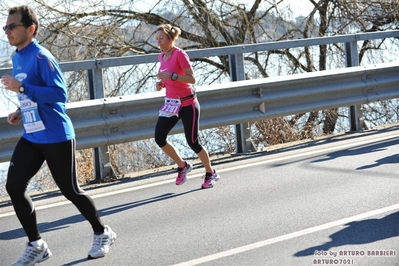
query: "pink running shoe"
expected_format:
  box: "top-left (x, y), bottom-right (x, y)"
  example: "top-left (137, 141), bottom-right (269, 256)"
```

top-left (201, 170), bottom-right (220, 189)
top-left (176, 161), bottom-right (193, 185)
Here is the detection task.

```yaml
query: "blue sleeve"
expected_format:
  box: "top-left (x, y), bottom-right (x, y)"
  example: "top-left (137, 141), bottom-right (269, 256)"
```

top-left (24, 50), bottom-right (68, 103)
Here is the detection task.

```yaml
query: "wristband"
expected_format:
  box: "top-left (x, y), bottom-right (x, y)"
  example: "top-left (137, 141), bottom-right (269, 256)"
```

top-left (171, 72), bottom-right (178, 81)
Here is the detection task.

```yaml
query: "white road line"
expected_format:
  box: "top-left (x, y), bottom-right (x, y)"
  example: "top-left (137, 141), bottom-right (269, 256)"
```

top-left (171, 203), bottom-right (399, 266)
top-left (0, 133), bottom-right (396, 219)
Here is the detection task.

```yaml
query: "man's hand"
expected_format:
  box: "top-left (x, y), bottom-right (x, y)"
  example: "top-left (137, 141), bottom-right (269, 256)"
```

top-left (7, 110), bottom-right (22, 125)
top-left (1, 75), bottom-right (22, 93)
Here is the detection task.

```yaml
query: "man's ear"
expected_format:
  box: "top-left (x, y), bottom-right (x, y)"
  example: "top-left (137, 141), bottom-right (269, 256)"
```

top-left (28, 24), bottom-right (36, 35)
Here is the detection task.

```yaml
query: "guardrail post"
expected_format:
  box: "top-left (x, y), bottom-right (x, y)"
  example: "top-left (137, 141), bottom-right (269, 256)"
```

top-left (87, 67), bottom-right (116, 181)
top-left (229, 53), bottom-right (257, 154)
top-left (345, 41), bottom-right (365, 132)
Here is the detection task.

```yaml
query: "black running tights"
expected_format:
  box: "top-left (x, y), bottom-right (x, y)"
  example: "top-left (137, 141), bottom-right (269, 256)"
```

top-left (6, 137), bottom-right (104, 242)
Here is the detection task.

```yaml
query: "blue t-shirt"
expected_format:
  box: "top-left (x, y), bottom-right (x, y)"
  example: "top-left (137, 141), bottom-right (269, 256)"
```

top-left (13, 39), bottom-right (75, 143)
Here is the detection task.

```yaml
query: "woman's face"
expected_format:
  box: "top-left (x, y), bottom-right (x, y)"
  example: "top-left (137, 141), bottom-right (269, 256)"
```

top-left (156, 30), bottom-right (172, 51)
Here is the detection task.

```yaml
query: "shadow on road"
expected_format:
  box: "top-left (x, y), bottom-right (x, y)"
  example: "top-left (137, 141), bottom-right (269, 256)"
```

top-left (0, 188), bottom-right (201, 241)
top-left (97, 188), bottom-right (201, 216)
top-left (294, 211), bottom-right (399, 257)
top-left (310, 138), bottom-right (398, 164)
top-left (61, 258), bottom-right (88, 266)
top-left (269, 136), bottom-right (398, 170)
top-left (356, 153), bottom-right (399, 170)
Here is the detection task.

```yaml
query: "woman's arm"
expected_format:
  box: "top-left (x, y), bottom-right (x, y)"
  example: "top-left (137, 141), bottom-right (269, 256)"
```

top-left (171, 67), bottom-right (196, 84)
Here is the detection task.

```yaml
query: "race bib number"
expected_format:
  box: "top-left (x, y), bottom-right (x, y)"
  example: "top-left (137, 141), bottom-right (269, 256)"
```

top-left (159, 97), bottom-right (181, 117)
top-left (19, 97), bottom-right (46, 133)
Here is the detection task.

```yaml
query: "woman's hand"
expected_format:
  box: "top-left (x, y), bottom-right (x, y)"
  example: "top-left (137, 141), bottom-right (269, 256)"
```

top-left (156, 72), bottom-right (171, 81)
top-left (156, 81), bottom-right (165, 91)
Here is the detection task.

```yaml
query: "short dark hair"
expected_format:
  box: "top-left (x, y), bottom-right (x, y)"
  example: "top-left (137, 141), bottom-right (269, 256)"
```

top-left (8, 5), bottom-right (39, 37)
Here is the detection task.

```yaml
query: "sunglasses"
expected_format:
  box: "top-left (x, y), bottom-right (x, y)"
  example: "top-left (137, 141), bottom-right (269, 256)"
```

top-left (2, 23), bottom-right (25, 31)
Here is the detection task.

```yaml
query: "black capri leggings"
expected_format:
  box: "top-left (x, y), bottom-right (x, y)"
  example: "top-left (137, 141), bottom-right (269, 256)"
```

top-left (155, 101), bottom-right (203, 154)
top-left (6, 137), bottom-right (104, 242)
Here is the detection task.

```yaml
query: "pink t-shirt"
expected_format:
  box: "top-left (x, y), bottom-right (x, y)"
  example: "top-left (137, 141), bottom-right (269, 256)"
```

top-left (158, 47), bottom-right (196, 107)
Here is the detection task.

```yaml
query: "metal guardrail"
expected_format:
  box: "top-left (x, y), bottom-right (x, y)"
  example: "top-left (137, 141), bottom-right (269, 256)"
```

top-left (58, 30), bottom-right (399, 72)
top-left (1, 61), bottom-right (398, 164)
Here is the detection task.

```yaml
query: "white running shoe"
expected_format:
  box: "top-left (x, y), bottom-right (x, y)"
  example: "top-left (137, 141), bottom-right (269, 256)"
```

top-left (88, 225), bottom-right (116, 259)
top-left (12, 241), bottom-right (52, 266)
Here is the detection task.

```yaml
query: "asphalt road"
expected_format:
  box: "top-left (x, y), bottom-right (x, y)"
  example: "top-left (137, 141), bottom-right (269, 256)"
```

top-left (0, 125), bottom-right (398, 266)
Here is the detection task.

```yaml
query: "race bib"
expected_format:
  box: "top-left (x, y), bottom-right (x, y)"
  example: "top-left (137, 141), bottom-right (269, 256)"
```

top-left (159, 97), bottom-right (181, 117)
top-left (19, 96), bottom-right (46, 133)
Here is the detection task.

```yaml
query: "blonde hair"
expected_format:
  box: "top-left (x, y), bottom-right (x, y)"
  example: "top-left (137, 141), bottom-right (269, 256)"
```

top-left (157, 24), bottom-right (181, 41)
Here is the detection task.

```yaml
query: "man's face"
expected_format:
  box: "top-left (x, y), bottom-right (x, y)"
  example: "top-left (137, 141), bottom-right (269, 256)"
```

top-left (4, 12), bottom-right (32, 50)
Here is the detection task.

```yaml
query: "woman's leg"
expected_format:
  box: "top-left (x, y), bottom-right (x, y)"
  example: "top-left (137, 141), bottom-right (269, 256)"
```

top-left (196, 148), bottom-right (212, 172)
top-left (154, 116), bottom-right (185, 166)
top-left (155, 115), bottom-right (193, 184)
top-left (180, 102), bottom-right (220, 188)
top-left (180, 102), bottom-right (212, 172)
